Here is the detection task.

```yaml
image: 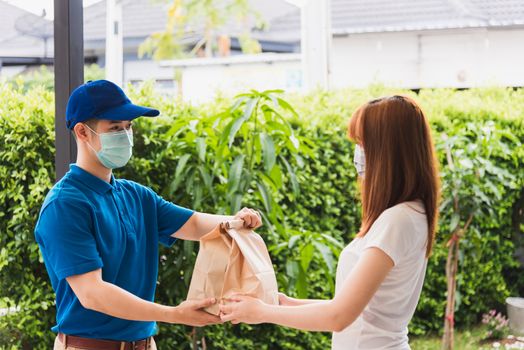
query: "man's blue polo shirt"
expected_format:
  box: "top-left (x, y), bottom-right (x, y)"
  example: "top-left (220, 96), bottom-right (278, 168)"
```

top-left (34, 164), bottom-right (194, 341)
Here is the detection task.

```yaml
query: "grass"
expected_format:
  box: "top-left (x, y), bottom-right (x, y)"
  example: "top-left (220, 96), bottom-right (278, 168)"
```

top-left (411, 325), bottom-right (496, 350)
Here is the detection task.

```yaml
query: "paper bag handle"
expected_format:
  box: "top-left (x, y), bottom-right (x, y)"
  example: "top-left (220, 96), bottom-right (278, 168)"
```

top-left (221, 219), bottom-right (245, 231)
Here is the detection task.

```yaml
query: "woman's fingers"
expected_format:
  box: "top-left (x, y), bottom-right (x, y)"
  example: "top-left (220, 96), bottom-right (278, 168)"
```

top-left (219, 304), bottom-right (233, 314)
top-left (219, 305), bottom-right (241, 323)
top-left (228, 294), bottom-right (248, 302)
top-left (278, 292), bottom-right (287, 305)
top-left (220, 312), bottom-right (236, 322)
top-left (219, 296), bottom-right (250, 324)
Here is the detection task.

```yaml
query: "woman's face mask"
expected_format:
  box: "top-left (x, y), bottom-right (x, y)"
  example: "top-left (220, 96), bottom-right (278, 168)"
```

top-left (353, 144), bottom-right (366, 177)
top-left (85, 124), bottom-right (133, 169)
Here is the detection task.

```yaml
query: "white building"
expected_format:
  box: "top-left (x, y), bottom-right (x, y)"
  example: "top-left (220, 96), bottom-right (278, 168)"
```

top-left (1, 0), bottom-right (523, 101)
top-left (264, 0), bottom-right (524, 90)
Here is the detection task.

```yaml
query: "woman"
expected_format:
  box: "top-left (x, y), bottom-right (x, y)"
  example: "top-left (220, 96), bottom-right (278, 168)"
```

top-left (219, 95), bottom-right (440, 349)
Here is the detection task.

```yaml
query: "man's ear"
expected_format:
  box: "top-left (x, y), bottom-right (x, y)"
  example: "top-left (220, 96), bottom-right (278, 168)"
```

top-left (73, 123), bottom-right (90, 142)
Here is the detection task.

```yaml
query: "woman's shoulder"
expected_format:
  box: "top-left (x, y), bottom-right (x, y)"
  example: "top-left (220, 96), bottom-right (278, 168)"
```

top-left (373, 200), bottom-right (427, 236)
top-left (382, 200), bottom-right (425, 219)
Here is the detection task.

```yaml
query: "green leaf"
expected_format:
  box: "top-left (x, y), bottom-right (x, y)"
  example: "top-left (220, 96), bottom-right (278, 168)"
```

top-left (256, 180), bottom-right (272, 213)
top-left (175, 154), bottom-right (191, 178)
top-left (288, 234), bottom-right (301, 249)
top-left (183, 240), bottom-right (194, 258)
top-left (230, 193), bottom-right (243, 213)
top-left (300, 243), bottom-right (314, 271)
top-left (285, 260), bottom-right (299, 279)
top-left (228, 155), bottom-right (245, 194)
top-left (450, 213), bottom-right (460, 231)
top-left (198, 165), bottom-right (212, 189)
top-left (281, 156), bottom-right (300, 196)
top-left (287, 260), bottom-right (308, 298)
top-left (296, 265), bottom-right (308, 298)
top-left (459, 158), bottom-right (473, 169)
top-left (260, 132), bottom-right (276, 172)
top-left (196, 137), bottom-right (206, 162)
top-left (313, 241), bottom-right (335, 274)
top-left (277, 97), bottom-right (299, 117)
top-left (289, 134), bottom-right (300, 151)
top-left (193, 185), bottom-right (203, 209)
top-left (228, 97), bottom-right (258, 147)
top-left (320, 233), bottom-right (345, 249)
top-left (269, 164), bottom-right (283, 188)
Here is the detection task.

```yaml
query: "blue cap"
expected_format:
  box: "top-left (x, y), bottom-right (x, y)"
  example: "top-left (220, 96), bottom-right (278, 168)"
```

top-left (65, 80), bottom-right (160, 129)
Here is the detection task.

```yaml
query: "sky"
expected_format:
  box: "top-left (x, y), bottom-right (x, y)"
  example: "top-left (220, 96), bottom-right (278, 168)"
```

top-left (4, 0), bottom-right (103, 20)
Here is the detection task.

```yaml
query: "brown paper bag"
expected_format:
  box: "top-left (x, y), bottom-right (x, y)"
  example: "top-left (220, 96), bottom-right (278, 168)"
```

top-left (186, 220), bottom-right (279, 315)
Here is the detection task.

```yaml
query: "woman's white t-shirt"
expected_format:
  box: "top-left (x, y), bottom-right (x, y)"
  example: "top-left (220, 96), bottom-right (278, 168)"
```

top-left (332, 201), bottom-right (428, 350)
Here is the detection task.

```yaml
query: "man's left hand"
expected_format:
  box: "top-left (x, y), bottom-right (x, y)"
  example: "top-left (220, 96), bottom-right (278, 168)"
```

top-left (234, 207), bottom-right (262, 229)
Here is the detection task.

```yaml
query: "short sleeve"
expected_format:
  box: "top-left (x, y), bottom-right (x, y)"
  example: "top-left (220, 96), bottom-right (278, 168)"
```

top-left (34, 199), bottom-right (103, 280)
top-left (153, 192), bottom-right (194, 247)
top-left (363, 208), bottom-right (415, 266)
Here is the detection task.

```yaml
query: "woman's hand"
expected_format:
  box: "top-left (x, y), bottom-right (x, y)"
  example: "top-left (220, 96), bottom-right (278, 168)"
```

top-left (278, 292), bottom-right (294, 306)
top-left (219, 295), bottom-right (266, 324)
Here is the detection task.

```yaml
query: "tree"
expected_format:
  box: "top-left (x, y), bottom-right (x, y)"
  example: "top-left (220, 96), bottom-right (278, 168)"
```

top-left (439, 121), bottom-right (519, 349)
top-left (138, 0), bottom-right (265, 60)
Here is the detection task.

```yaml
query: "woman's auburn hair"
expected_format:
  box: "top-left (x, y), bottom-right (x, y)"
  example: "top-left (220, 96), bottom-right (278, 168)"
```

top-left (348, 95), bottom-right (440, 257)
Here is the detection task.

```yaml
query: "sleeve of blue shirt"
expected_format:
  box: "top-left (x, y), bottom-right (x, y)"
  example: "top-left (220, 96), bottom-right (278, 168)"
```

top-left (152, 191), bottom-right (194, 247)
top-left (35, 198), bottom-right (103, 280)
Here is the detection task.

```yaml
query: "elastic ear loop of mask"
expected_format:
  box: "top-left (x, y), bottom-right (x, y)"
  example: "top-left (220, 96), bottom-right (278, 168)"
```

top-left (82, 123), bottom-right (100, 154)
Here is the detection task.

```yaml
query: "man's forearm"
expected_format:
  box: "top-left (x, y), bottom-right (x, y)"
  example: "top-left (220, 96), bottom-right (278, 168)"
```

top-left (192, 212), bottom-right (234, 239)
top-left (174, 207), bottom-right (261, 241)
top-left (174, 212), bottom-right (234, 241)
top-left (84, 280), bottom-right (174, 323)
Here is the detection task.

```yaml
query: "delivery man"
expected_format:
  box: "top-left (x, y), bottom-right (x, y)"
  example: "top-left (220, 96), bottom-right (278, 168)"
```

top-left (34, 80), bottom-right (262, 349)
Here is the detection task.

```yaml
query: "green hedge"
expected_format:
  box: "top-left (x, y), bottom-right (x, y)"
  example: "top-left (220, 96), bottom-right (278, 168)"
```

top-left (0, 81), bottom-right (523, 349)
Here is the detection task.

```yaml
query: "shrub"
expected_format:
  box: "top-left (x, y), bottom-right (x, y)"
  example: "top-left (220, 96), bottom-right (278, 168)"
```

top-left (0, 81), bottom-right (522, 348)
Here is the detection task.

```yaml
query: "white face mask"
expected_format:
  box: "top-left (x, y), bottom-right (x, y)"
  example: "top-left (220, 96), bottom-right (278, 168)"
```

top-left (85, 124), bottom-right (134, 169)
top-left (354, 144), bottom-right (366, 177)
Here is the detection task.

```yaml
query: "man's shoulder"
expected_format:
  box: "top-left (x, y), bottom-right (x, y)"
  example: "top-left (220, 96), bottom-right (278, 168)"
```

top-left (116, 178), bottom-right (156, 197)
top-left (41, 176), bottom-right (90, 214)
top-left (35, 178), bottom-right (93, 241)
top-left (116, 178), bottom-right (142, 188)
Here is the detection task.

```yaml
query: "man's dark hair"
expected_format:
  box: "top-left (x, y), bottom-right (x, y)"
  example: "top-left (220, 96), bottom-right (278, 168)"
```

top-left (72, 118), bottom-right (99, 140)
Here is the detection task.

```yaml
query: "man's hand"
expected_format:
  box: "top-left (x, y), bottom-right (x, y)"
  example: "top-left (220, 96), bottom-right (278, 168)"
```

top-left (174, 208), bottom-right (263, 241)
top-left (234, 207), bottom-right (262, 229)
top-left (66, 270), bottom-right (221, 325)
top-left (169, 298), bottom-right (222, 326)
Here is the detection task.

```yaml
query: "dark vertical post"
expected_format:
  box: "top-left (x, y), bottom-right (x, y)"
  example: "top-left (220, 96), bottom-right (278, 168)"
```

top-left (54, 0), bottom-right (84, 181)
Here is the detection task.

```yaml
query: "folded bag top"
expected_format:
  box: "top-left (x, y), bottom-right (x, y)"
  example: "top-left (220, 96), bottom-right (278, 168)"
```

top-left (187, 220), bottom-right (279, 315)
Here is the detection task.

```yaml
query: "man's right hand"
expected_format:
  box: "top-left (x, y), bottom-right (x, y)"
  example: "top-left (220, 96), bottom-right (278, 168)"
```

top-left (170, 298), bottom-right (222, 326)
top-left (66, 269), bottom-right (222, 325)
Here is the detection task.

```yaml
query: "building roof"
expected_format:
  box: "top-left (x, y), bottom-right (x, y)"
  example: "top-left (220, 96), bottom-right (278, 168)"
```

top-left (2, 0), bottom-right (523, 59)
top-left (262, 0), bottom-right (524, 42)
top-left (83, 0), bottom-right (167, 42)
top-left (0, 1), bottom-right (52, 57)
top-left (83, 0), bottom-right (524, 49)
top-left (83, 0), bottom-right (297, 52)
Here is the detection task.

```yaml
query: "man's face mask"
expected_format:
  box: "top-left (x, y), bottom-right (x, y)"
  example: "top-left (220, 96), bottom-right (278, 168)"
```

top-left (353, 144), bottom-right (366, 177)
top-left (84, 124), bottom-right (133, 169)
